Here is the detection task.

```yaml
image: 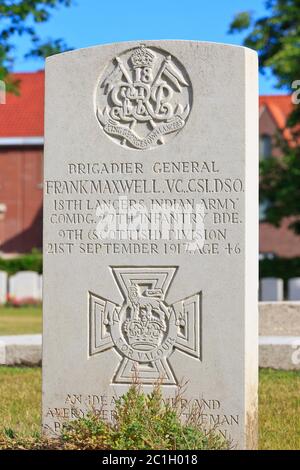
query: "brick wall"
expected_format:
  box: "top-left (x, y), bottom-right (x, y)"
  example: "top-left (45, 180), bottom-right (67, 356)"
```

top-left (0, 147), bottom-right (43, 254)
top-left (259, 103), bottom-right (300, 257)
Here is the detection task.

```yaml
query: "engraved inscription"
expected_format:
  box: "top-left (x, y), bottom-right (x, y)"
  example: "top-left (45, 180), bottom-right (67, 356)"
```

top-left (95, 45), bottom-right (192, 150)
top-left (45, 159), bottom-right (245, 258)
top-left (44, 392), bottom-right (239, 442)
top-left (89, 267), bottom-right (201, 385)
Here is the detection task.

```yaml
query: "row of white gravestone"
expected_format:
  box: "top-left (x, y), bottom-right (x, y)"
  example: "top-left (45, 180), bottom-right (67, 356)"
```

top-left (1, 272), bottom-right (299, 303)
top-left (0, 271), bottom-right (42, 304)
top-left (260, 277), bottom-right (300, 301)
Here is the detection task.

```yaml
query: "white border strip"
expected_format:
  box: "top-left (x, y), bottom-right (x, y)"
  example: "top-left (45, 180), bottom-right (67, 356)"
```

top-left (259, 336), bottom-right (300, 345)
top-left (0, 136), bottom-right (44, 146)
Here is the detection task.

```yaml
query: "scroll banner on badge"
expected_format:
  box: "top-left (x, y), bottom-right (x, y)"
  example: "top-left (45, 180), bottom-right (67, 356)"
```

top-left (101, 116), bottom-right (185, 150)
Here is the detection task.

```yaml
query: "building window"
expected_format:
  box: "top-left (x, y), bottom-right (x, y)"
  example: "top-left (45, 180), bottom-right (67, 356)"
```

top-left (259, 134), bottom-right (272, 160)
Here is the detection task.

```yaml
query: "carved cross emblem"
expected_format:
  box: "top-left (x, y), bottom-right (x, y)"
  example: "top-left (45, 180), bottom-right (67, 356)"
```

top-left (95, 45), bottom-right (192, 150)
top-left (89, 267), bottom-right (201, 385)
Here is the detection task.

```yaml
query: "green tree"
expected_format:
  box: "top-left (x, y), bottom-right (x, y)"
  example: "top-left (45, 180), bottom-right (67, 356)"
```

top-left (0, 0), bottom-right (73, 92)
top-left (229, 0), bottom-right (300, 233)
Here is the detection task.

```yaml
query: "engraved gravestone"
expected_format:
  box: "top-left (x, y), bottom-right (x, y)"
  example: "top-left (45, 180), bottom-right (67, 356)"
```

top-left (9, 271), bottom-right (40, 302)
top-left (43, 41), bottom-right (258, 449)
top-left (288, 278), bottom-right (300, 300)
top-left (260, 277), bottom-right (283, 301)
top-left (0, 271), bottom-right (7, 304)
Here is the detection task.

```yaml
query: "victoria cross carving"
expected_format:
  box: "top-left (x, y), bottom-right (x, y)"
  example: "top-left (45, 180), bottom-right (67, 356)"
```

top-left (95, 45), bottom-right (192, 150)
top-left (89, 267), bottom-right (201, 385)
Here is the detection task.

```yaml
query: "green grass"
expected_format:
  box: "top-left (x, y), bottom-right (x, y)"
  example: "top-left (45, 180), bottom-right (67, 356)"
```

top-left (259, 369), bottom-right (300, 450)
top-left (0, 367), bottom-right (299, 449)
top-left (0, 307), bottom-right (42, 335)
top-left (0, 367), bottom-right (41, 437)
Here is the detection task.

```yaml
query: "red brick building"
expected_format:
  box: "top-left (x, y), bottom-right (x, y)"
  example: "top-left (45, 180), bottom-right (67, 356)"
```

top-left (259, 95), bottom-right (300, 258)
top-left (0, 71), bottom-right (299, 257)
top-left (0, 71), bottom-right (44, 254)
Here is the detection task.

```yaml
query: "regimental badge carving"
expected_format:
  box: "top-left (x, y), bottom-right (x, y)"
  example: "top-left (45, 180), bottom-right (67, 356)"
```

top-left (95, 45), bottom-right (192, 150)
top-left (89, 267), bottom-right (201, 385)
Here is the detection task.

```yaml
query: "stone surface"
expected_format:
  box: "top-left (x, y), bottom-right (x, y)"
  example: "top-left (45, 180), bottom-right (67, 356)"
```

top-left (259, 336), bottom-right (300, 370)
top-left (43, 41), bottom-right (258, 449)
top-left (288, 278), bottom-right (300, 301)
top-left (259, 302), bottom-right (300, 336)
top-left (0, 271), bottom-right (7, 304)
top-left (0, 335), bottom-right (42, 365)
top-left (9, 271), bottom-right (40, 301)
top-left (260, 277), bottom-right (283, 301)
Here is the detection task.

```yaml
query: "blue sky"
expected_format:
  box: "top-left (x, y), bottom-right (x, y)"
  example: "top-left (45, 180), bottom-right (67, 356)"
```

top-left (14, 0), bottom-right (279, 94)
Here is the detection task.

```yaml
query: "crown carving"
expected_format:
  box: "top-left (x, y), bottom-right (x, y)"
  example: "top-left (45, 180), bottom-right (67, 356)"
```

top-left (130, 45), bottom-right (155, 68)
top-left (124, 317), bottom-right (165, 351)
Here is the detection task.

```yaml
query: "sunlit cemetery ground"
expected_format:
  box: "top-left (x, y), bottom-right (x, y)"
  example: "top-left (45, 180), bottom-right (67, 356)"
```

top-left (0, 308), bottom-right (299, 450)
top-left (0, 368), bottom-right (299, 450)
top-left (0, 306), bottom-right (42, 335)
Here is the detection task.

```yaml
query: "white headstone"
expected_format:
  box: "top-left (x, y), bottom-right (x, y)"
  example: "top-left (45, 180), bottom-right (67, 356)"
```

top-left (0, 271), bottom-right (7, 304)
top-left (9, 271), bottom-right (40, 302)
top-left (288, 278), bottom-right (300, 301)
top-left (38, 275), bottom-right (43, 301)
top-left (260, 277), bottom-right (284, 301)
top-left (43, 41), bottom-right (258, 449)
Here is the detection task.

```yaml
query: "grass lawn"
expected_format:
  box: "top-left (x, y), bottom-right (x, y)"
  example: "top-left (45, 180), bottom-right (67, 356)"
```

top-left (259, 369), bottom-right (300, 450)
top-left (0, 367), bottom-right (299, 449)
top-left (0, 307), bottom-right (42, 335)
top-left (0, 367), bottom-right (41, 437)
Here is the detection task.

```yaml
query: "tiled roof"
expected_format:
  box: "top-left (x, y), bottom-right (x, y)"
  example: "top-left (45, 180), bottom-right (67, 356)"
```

top-left (259, 95), bottom-right (294, 141)
top-left (0, 71), bottom-right (44, 138)
top-left (0, 73), bottom-right (293, 141)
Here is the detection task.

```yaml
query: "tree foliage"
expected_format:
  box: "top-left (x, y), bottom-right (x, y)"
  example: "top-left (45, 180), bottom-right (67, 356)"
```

top-left (230, 0), bottom-right (300, 232)
top-left (229, 1), bottom-right (300, 89)
top-left (260, 143), bottom-right (300, 233)
top-left (0, 0), bottom-right (73, 91)
top-left (229, 0), bottom-right (300, 127)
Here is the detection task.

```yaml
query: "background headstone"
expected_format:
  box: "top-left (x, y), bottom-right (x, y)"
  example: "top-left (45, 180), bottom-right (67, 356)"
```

top-left (38, 275), bottom-right (43, 302)
top-left (9, 271), bottom-right (40, 302)
top-left (288, 278), bottom-right (300, 301)
top-left (43, 41), bottom-right (258, 449)
top-left (260, 277), bottom-right (284, 301)
top-left (0, 271), bottom-right (7, 304)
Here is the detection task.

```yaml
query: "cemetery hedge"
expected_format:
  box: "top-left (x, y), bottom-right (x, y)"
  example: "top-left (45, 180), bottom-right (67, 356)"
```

top-left (0, 250), bottom-right (42, 275)
top-left (260, 257), bottom-right (300, 283)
